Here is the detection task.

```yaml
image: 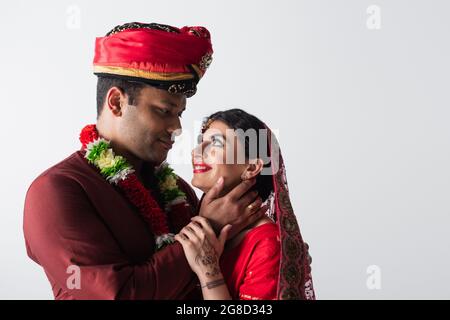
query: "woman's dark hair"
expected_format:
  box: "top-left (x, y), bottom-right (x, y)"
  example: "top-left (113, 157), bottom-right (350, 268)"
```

top-left (202, 108), bottom-right (273, 202)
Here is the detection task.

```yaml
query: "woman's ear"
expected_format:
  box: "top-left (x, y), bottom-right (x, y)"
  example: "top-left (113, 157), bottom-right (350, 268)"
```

top-left (241, 158), bottom-right (265, 180)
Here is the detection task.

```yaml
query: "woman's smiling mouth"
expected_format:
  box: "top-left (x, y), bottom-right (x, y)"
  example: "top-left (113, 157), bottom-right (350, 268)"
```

top-left (193, 162), bottom-right (212, 174)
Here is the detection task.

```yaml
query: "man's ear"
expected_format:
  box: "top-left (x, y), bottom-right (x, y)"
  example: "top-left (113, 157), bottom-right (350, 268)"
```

top-left (105, 86), bottom-right (126, 117)
top-left (241, 159), bottom-right (265, 180)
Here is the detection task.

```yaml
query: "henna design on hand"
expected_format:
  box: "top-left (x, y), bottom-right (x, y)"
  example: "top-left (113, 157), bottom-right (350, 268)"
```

top-left (194, 238), bottom-right (221, 278)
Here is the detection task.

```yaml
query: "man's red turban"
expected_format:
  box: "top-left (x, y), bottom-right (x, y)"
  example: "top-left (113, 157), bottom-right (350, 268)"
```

top-left (93, 22), bottom-right (213, 97)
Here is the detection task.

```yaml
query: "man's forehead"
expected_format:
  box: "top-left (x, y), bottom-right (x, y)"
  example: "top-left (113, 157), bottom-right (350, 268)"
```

top-left (141, 86), bottom-right (186, 108)
top-left (160, 98), bottom-right (186, 110)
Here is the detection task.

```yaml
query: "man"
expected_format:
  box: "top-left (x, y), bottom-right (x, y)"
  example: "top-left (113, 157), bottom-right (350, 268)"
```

top-left (23, 22), bottom-right (266, 300)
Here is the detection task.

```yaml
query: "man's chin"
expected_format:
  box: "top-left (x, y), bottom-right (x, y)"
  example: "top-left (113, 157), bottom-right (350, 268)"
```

top-left (145, 151), bottom-right (168, 166)
top-left (141, 157), bottom-right (166, 168)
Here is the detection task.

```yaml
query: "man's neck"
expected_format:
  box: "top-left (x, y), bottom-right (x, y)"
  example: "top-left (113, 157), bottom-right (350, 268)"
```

top-left (96, 122), bottom-right (145, 182)
top-left (110, 141), bottom-right (144, 174)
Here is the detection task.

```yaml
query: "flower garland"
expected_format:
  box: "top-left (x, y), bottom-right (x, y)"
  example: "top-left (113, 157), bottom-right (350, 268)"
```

top-left (79, 124), bottom-right (188, 251)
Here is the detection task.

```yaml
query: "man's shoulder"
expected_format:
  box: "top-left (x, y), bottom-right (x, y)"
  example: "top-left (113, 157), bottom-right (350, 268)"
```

top-left (40, 149), bottom-right (86, 175)
top-left (27, 150), bottom-right (93, 194)
top-left (23, 151), bottom-right (96, 224)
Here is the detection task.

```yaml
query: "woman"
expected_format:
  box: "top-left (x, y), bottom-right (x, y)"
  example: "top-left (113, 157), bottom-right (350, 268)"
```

top-left (175, 109), bottom-right (315, 300)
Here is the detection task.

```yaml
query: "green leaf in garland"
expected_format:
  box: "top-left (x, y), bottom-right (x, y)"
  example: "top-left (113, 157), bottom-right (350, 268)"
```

top-left (155, 164), bottom-right (186, 203)
top-left (155, 164), bottom-right (173, 181)
top-left (86, 140), bottom-right (110, 164)
top-left (162, 187), bottom-right (186, 203)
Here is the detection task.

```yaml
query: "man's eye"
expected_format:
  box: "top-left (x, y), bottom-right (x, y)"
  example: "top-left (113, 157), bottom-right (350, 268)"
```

top-left (158, 108), bottom-right (170, 115)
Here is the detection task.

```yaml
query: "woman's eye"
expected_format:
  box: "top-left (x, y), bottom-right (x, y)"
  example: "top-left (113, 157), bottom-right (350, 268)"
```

top-left (211, 139), bottom-right (223, 147)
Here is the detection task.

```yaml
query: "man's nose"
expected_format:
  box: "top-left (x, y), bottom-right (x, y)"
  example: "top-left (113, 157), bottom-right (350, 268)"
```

top-left (167, 118), bottom-right (182, 141)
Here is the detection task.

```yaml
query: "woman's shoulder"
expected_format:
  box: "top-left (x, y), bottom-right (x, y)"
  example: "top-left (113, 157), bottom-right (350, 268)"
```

top-left (223, 220), bottom-right (279, 256)
top-left (247, 222), bottom-right (279, 241)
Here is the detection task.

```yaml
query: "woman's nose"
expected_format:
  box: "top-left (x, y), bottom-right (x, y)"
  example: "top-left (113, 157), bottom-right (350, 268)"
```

top-left (192, 141), bottom-right (209, 162)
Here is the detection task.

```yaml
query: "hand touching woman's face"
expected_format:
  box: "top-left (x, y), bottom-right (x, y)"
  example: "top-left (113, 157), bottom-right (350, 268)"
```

top-left (191, 120), bottom-right (263, 197)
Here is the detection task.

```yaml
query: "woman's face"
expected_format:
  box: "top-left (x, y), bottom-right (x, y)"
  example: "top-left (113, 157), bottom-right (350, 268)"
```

top-left (191, 120), bottom-right (248, 196)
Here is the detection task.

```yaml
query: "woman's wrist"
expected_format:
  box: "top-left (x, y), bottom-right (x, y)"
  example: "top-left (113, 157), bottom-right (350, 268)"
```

top-left (200, 277), bottom-right (226, 290)
top-left (198, 271), bottom-right (225, 289)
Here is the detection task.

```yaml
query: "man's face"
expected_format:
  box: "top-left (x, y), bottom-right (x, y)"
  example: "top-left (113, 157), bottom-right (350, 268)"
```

top-left (117, 86), bottom-right (186, 165)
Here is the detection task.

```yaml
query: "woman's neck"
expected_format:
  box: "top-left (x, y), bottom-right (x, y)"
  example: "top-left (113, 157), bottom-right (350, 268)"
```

top-left (224, 216), bottom-right (273, 252)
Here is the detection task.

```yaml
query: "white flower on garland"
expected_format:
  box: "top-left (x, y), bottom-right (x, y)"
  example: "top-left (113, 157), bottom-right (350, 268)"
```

top-left (160, 174), bottom-right (177, 191)
top-left (84, 138), bottom-right (134, 185)
top-left (96, 149), bottom-right (117, 169)
top-left (155, 162), bottom-right (187, 209)
top-left (108, 167), bottom-right (135, 184)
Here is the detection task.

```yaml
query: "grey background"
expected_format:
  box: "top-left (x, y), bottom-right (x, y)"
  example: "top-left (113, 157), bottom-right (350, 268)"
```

top-left (1, 0), bottom-right (449, 299)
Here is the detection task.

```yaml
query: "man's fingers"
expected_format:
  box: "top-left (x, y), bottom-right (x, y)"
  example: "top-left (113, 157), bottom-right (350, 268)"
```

top-left (226, 204), bottom-right (269, 240)
top-left (239, 193), bottom-right (262, 212)
top-left (203, 176), bottom-right (224, 204)
top-left (246, 204), bottom-right (268, 223)
top-left (255, 204), bottom-right (269, 216)
top-left (227, 178), bottom-right (256, 201)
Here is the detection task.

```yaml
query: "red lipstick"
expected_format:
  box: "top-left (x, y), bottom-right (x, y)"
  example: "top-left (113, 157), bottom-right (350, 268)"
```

top-left (193, 162), bottom-right (212, 174)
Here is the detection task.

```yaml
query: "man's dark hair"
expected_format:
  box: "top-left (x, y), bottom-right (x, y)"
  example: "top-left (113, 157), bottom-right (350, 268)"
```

top-left (96, 76), bottom-right (147, 118)
top-left (202, 109), bottom-right (274, 202)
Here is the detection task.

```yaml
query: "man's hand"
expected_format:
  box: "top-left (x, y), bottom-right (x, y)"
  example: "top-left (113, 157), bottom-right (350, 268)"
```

top-left (198, 177), bottom-right (268, 239)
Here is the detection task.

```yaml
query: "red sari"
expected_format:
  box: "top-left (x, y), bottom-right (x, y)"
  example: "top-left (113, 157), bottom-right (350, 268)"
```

top-left (220, 223), bottom-right (280, 300)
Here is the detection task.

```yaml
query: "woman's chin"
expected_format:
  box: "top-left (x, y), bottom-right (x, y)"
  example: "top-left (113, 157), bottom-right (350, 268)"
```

top-left (191, 175), bottom-right (211, 194)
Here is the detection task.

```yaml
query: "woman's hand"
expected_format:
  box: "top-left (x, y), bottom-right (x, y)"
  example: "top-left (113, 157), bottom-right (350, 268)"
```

top-left (175, 216), bottom-right (231, 279)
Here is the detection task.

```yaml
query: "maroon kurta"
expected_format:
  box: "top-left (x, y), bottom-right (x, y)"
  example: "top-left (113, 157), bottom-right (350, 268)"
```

top-left (23, 150), bottom-right (199, 300)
